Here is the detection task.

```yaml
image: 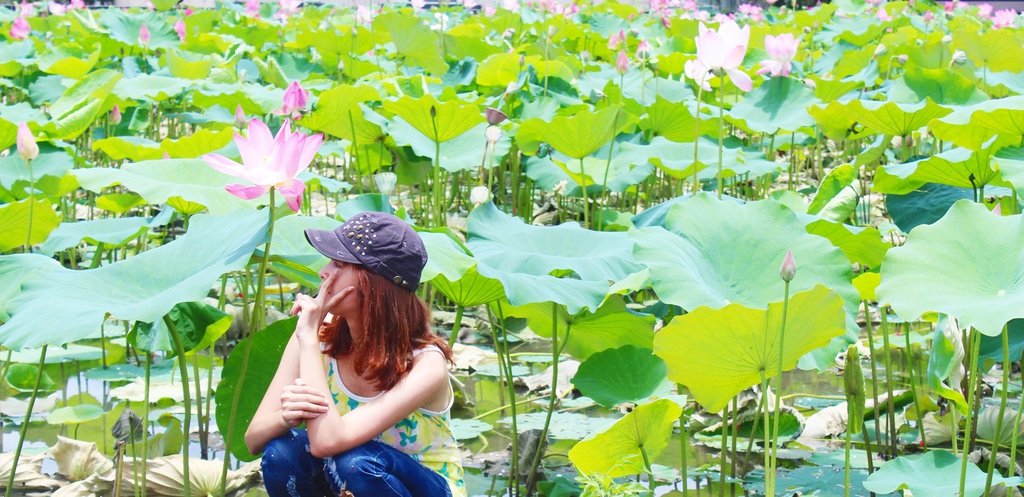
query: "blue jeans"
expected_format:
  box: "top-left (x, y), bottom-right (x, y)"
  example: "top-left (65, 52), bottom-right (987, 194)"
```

top-left (261, 429), bottom-right (453, 497)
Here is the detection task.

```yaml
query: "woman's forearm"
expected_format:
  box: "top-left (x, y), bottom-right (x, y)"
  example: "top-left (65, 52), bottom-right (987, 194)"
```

top-left (244, 407), bottom-right (292, 455)
top-left (298, 341), bottom-right (347, 457)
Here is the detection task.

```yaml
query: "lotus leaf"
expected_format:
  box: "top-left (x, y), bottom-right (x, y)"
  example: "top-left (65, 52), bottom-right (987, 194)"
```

top-left (467, 202), bottom-right (643, 314)
top-left (37, 43), bottom-right (101, 80)
top-left (727, 76), bottom-right (818, 135)
top-left (497, 411), bottom-right (611, 441)
top-left (928, 96), bottom-right (1024, 151)
top-left (639, 96), bottom-right (718, 143)
top-left (889, 67), bottom-right (988, 106)
top-left (952, 27), bottom-right (1024, 74)
top-left (0, 208), bottom-right (269, 349)
top-left (131, 301), bottom-right (232, 355)
top-left (46, 405), bottom-right (105, 426)
top-left (877, 200), bottom-right (1024, 336)
top-left (993, 145), bottom-right (1024, 194)
top-left (574, 345), bottom-right (672, 408)
top-left (879, 136), bottom-right (1010, 190)
top-left (420, 231), bottom-right (505, 308)
top-left (38, 217), bottom-right (149, 255)
top-left (112, 74), bottom-right (193, 102)
top-left (654, 285), bottom-right (846, 412)
top-left (862, 450), bottom-right (1023, 497)
top-left (297, 84), bottom-right (381, 143)
top-left (884, 182), bottom-right (973, 233)
top-left (4, 363), bottom-right (57, 393)
top-left (383, 94), bottom-right (483, 145)
top-left (805, 220), bottom-right (889, 269)
top-left (0, 198), bottom-right (62, 253)
top-left (515, 106), bottom-right (630, 159)
top-left (373, 11), bottom-right (447, 75)
top-left (838, 98), bottom-right (952, 137)
top-left (391, 120), bottom-right (511, 173)
top-left (568, 399), bottom-right (681, 478)
top-left (807, 164), bottom-right (858, 222)
top-left (449, 419), bottom-right (493, 441)
top-left (0, 143), bottom-right (74, 190)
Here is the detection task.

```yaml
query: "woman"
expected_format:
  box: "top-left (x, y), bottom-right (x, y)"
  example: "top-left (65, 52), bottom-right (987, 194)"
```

top-left (244, 212), bottom-right (465, 497)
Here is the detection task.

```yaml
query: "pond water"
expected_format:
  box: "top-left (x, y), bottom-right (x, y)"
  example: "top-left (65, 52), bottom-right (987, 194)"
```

top-left (0, 328), bottom-right (979, 496)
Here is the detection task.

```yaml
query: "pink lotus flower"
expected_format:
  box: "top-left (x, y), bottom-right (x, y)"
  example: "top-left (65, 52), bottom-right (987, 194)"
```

top-left (695, 20), bottom-right (752, 91)
top-left (174, 19), bottom-right (186, 42)
top-left (636, 39), bottom-right (650, 58)
top-left (48, 2), bottom-right (66, 16)
top-left (276, 0), bottom-right (302, 20)
top-left (184, 8), bottom-right (193, 15)
top-left (991, 9), bottom-right (1017, 28)
top-left (9, 16), bottom-right (30, 40)
top-left (713, 12), bottom-right (732, 22)
top-left (683, 0), bottom-right (697, 9)
top-left (757, 33), bottom-right (798, 77)
top-left (355, 4), bottom-right (372, 24)
top-left (484, 5), bottom-right (496, 16)
top-left (69, 0), bottom-right (83, 9)
top-left (615, 50), bottom-right (630, 74)
top-left (411, 0), bottom-right (425, 9)
top-left (245, 0), bottom-right (260, 17)
top-left (203, 119), bottom-right (323, 212)
top-left (463, 0), bottom-right (477, 9)
top-left (977, 3), bottom-right (993, 16)
top-left (17, 123), bottom-right (38, 161)
top-left (685, 58), bottom-right (713, 91)
top-left (924, 10), bottom-right (935, 22)
top-left (608, 29), bottom-right (625, 50)
top-left (19, 1), bottom-right (35, 17)
top-left (138, 24), bottom-right (150, 46)
top-left (876, 7), bottom-right (893, 21)
top-left (275, 80), bottom-right (308, 119)
top-left (502, 0), bottom-right (520, 12)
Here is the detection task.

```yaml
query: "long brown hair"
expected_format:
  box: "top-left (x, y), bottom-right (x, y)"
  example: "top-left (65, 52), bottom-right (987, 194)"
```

top-left (318, 264), bottom-right (453, 391)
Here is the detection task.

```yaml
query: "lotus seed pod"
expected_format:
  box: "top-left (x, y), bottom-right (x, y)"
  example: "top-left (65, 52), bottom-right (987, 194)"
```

top-left (373, 172), bottom-right (397, 196)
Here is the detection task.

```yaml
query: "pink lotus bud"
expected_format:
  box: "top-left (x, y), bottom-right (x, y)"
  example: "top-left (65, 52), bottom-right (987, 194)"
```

top-left (951, 49), bottom-right (967, 65)
top-left (109, 105), bottom-right (122, 125)
top-left (485, 107), bottom-right (507, 125)
top-left (245, 0), bottom-right (260, 17)
top-left (70, 0), bottom-right (83, 9)
top-left (138, 24), bottom-right (150, 46)
top-left (873, 43), bottom-right (887, 58)
top-left (278, 80), bottom-right (308, 118)
top-left (662, 16), bottom-right (671, 28)
top-left (17, 123), bottom-right (38, 161)
top-left (174, 19), bottom-right (186, 42)
top-left (993, 203), bottom-right (1003, 216)
top-left (780, 250), bottom-right (796, 282)
top-left (615, 50), bottom-right (630, 74)
top-left (19, 1), bottom-right (34, 16)
top-left (485, 125), bottom-right (502, 144)
top-left (163, 151), bottom-right (171, 159)
top-left (49, 2), bottom-right (66, 16)
top-left (580, 49), bottom-right (590, 62)
top-left (636, 40), bottom-right (650, 58)
top-left (896, 54), bottom-right (908, 65)
top-left (9, 16), bottom-right (30, 40)
top-left (234, 105), bottom-right (246, 128)
top-left (184, 8), bottom-right (193, 15)
top-left (924, 10), bottom-right (935, 23)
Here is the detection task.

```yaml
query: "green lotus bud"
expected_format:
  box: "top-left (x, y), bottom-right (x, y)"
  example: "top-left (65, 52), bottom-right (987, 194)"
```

top-left (844, 345), bottom-right (865, 435)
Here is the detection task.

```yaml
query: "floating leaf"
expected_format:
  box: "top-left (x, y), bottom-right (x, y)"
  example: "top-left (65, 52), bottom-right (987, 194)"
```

top-left (568, 398), bottom-right (682, 477)
top-left (863, 450), bottom-right (1023, 497)
top-left (46, 405), bottom-right (106, 426)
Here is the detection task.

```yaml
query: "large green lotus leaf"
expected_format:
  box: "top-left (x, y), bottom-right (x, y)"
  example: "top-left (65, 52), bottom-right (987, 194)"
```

top-left (374, 11), bottom-right (447, 75)
top-left (526, 155), bottom-right (654, 196)
top-left (0, 145), bottom-right (76, 190)
top-left (927, 316), bottom-right (968, 415)
top-left (928, 96), bottom-right (1024, 151)
top-left (839, 98), bottom-right (952, 137)
top-left (93, 128), bottom-right (235, 161)
top-left (885, 183), bottom-right (973, 233)
top-left (466, 202), bottom-right (643, 314)
top-left (72, 159), bottom-right (262, 215)
top-left (298, 84), bottom-right (381, 142)
top-left (382, 94), bottom-right (482, 145)
top-left (46, 404), bottom-right (105, 426)
top-left (4, 363), bottom-right (56, 393)
top-left (978, 319), bottom-right (1024, 364)
top-left (863, 450), bottom-right (1023, 497)
top-left (502, 296), bottom-right (656, 360)
top-left (266, 214), bottom-right (340, 269)
top-left (131, 301), bottom-right (232, 355)
top-left (0, 208), bottom-right (269, 350)
top-left (37, 43), bottom-right (101, 79)
top-left (515, 106), bottom-right (630, 160)
top-left (390, 120), bottom-right (511, 173)
top-left (727, 76), bottom-right (818, 135)
top-left (99, 9), bottom-right (179, 50)
top-left (879, 136), bottom-right (1010, 190)
top-left (0, 198), bottom-right (62, 253)
top-left (0, 103), bottom-right (48, 152)
top-left (568, 398), bottom-right (681, 478)
top-left (0, 40), bottom-right (33, 77)
top-left (191, 82), bottom-right (284, 116)
top-left (574, 345), bottom-right (672, 408)
top-left (629, 194), bottom-right (859, 315)
top-left (39, 217), bottom-right (149, 255)
top-left (809, 100), bottom-right (857, 141)
top-left (170, 50), bottom-right (214, 81)
top-left (112, 74), bottom-right (192, 102)
top-left (0, 254), bottom-right (60, 322)
top-left (877, 200), bottom-right (1024, 336)
top-left (613, 136), bottom-right (777, 181)
top-left (653, 285), bottom-right (846, 412)
top-left (40, 69), bottom-right (122, 141)
top-left (420, 231), bottom-right (505, 308)
top-left (638, 97), bottom-right (718, 143)
top-left (476, 52), bottom-right (523, 88)
top-left (994, 145), bottom-right (1024, 193)
top-left (952, 28), bottom-right (1024, 74)
top-left (216, 316), bottom-right (296, 461)
top-left (987, 70), bottom-right (1024, 96)
top-left (805, 220), bottom-right (889, 269)
top-left (888, 67), bottom-right (987, 106)
top-left (807, 164), bottom-right (858, 222)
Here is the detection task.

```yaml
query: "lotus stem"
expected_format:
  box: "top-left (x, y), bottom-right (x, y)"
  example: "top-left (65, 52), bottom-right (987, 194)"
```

top-left (769, 279), bottom-right (791, 494)
top-left (164, 315), bottom-right (192, 497)
top-left (903, 326), bottom-right (927, 448)
top-left (959, 329), bottom-right (983, 497)
top-left (679, 388), bottom-right (689, 497)
top-left (4, 345), bottom-right (46, 497)
top-left (191, 354), bottom-right (206, 458)
top-left (447, 305), bottom-right (464, 349)
top-left (760, 370), bottom-right (773, 497)
top-left (717, 75), bottom-right (725, 200)
top-left (862, 300), bottom-right (883, 458)
top-left (222, 188), bottom-right (276, 495)
top-left (1007, 348), bottom-right (1024, 474)
top-left (24, 158), bottom-right (34, 252)
top-left (640, 443), bottom-right (655, 490)
top-left (844, 426), bottom-right (852, 497)
top-left (597, 111), bottom-right (620, 232)
top-left (578, 158), bottom-right (589, 229)
top-left (983, 324), bottom-right (1011, 496)
top-left (692, 86), bottom-right (703, 195)
top-left (431, 113), bottom-right (443, 229)
top-left (525, 306), bottom-right (566, 495)
top-left (718, 399), bottom-right (729, 497)
top-left (142, 352), bottom-right (151, 497)
top-left (492, 303), bottom-right (519, 496)
top-left (879, 308), bottom-right (898, 457)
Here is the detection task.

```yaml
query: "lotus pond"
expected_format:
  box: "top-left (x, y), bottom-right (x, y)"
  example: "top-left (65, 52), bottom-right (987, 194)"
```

top-left (2, 0), bottom-right (1024, 496)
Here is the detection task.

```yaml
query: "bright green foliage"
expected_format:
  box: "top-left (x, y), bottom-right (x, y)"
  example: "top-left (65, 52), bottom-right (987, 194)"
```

top-left (131, 301), bottom-right (232, 355)
top-left (516, 106), bottom-right (631, 159)
top-left (927, 316), bottom-right (968, 414)
top-left (574, 346), bottom-right (672, 408)
top-left (727, 76), bottom-right (818, 135)
top-left (654, 285), bottom-right (846, 412)
top-left (38, 217), bottom-right (149, 255)
top-left (863, 451), bottom-right (1023, 497)
top-left (384, 94), bottom-right (483, 144)
top-left (420, 231), bottom-right (505, 308)
top-left (877, 200), bottom-right (1024, 336)
top-left (46, 405), bottom-right (105, 425)
top-left (0, 198), bottom-right (62, 253)
top-left (568, 398), bottom-right (682, 478)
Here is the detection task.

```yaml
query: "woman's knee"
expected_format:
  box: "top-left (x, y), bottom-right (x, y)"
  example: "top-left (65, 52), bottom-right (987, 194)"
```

top-left (328, 441), bottom-right (388, 478)
top-left (262, 429), bottom-right (312, 473)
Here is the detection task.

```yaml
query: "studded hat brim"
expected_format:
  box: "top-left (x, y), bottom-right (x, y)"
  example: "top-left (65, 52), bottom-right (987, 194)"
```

top-left (304, 228), bottom-right (363, 266)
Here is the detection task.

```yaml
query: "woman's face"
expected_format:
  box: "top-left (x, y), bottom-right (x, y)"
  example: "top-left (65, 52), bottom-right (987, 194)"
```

top-left (318, 260), bottom-right (360, 315)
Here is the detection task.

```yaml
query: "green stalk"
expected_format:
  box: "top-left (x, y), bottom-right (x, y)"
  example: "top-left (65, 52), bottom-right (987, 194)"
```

top-left (578, 158), bottom-right (589, 229)
top-left (493, 303), bottom-right (519, 496)
top-left (142, 352), bottom-right (150, 497)
top-left (430, 112), bottom-right (443, 228)
top-left (24, 158), bottom-right (33, 252)
top-left (760, 370), bottom-right (773, 497)
top-left (863, 300), bottom-right (884, 458)
top-left (718, 399), bottom-right (729, 497)
top-left (716, 75), bottom-right (725, 200)
top-left (640, 443), bottom-right (655, 490)
top-left (597, 111), bottom-right (621, 231)
top-left (221, 189), bottom-right (276, 495)
top-left (446, 305), bottom-right (464, 350)
top-left (879, 309), bottom-right (898, 457)
top-left (959, 329), bottom-right (983, 497)
top-left (525, 306), bottom-right (568, 494)
top-left (904, 327), bottom-right (927, 448)
top-left (692, 84), bottom-right (704, 195)
top-left (770, 280), bottom-right (791, 482)
top-left (164, 315), bottom-right (191, 497)
top-left (1007, 347), bottom-right (1024, 472)
top-left (4, 345), bottom-right (46, 497)
top-left (983, 324), bottom-right (1011, 495)
top-left (678, 389), bottom-right (689, 497)
top-left (191, 354), bottom-right (206, 458)
top-left (844, 426), bottom-right (852, 497)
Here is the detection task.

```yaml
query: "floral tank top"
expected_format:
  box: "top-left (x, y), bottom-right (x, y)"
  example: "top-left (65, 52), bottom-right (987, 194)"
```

top-left (322, 346), bottom-right (466, 497)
